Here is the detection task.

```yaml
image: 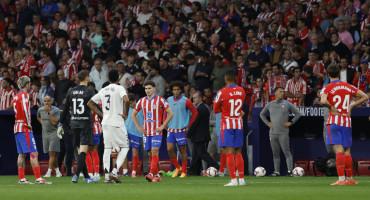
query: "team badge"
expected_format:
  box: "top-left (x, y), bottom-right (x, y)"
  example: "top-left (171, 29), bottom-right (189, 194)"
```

top-left (147, 111), bottom-right (152, 119)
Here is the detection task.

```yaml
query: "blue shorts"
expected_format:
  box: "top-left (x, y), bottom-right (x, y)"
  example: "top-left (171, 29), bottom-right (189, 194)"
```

top-left (167, 131), bottom-right (187, 146)
top-left (129, 133), bottom-right (142, 150)
top-left (143, 135), bottom-right (162, 151)
top-left (15, 132), bottom-right (38, 154)
top-left (327, 124), bottom-right (352, 148)
top-left (93, 133), bottom-right (102, 145)
top-left (219, 129), bottom-right (244, 148)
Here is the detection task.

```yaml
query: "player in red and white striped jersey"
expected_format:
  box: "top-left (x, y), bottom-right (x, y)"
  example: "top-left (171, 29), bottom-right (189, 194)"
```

top-left (321, 64), bottom-right (368, 185)
top-left (86, 101), bottom-right (102, 178)
top-left (19, 46), bottom-right (36, 77)
top-left (132, 81), bottom-right (173, 182)
top-left (1, 78), bottom-right (16, 110)
top-left (62, 50), bottom-right (78, 80)
top-left (284, 67), bottom-right (307, 106)
top-left (13, 76), bottom-right (51, 184)
top-left (214, 71), bottom-right (246, 186)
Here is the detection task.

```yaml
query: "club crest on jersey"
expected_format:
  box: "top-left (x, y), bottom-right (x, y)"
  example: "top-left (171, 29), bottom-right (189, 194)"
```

top-left (147, 111), bottom-right (152, 119)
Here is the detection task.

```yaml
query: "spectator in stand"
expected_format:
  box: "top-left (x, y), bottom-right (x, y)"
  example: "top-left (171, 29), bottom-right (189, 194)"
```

top-left (0, 78), bottom-right (16, 110)
top-left (145, 62), bottom-right (165, 97)
top-left (30, 80), bottom-right (40, 109)
top-left (211, 56), bottom-right (229, 92)
top-left (38, 76), bottom-right (54, 106)
top-left (159, 56), bottom-right (173, 83)
top-left (337, 20), bottom-right (355, 51)
top-left (20, 46), bottom-right (36, 77)
top-left (284, 67), bottom-right (307, 107)
top-left (270, 39), bottom-right (283, 64)
top-left (329, 32), bottom-right (352, 62)
top-left (137, 3), bottom-right (152, 25)
top-left (353, 59), bottom-right (370, 92)
top-left (90, 58), bottom-right (108, 91)
top-left (305, 33), bottom-right (326, 58)
top-left (56, 38), bottom-right (69, 64)
top-left (125, 50), bottom-right (140, 75)
top-left (248, 77), bottom-right (267, 121)
top-left (245, 39), bottom-right (269, 81)
top-left (339, 57), bottom-right (356, 84)
top-left (40, 51), bottom-right (56, 77)
top-left (265, 63), bottom-right (289, 102)
top-left (186, 54), bottom-right (197, 87)
top-left (41, 0), bottom-right (59, 25)
top-left (304, 50), bottom-right (326, 86)
top-left (261, 34), bottom-right (274, 56)
top-left (55, 70), bottom-right (75, 107)
top-left (128, 70), bottom-right (147, 99)
top-left (194, 52), bottom-right (213, 92)
top-left (203, 87), bottom-right (215, 108)
top-left (280, 49), bottom-right (298, 73)
top-left (61, 50), bottom-right (77, 80)
top-left (18, 0), bottom-right (34, 37)
top-left (117, 61), bottom-right (133, 90)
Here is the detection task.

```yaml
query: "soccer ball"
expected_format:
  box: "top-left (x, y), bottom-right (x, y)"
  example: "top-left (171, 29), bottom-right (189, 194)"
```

top-left (292, 167), bottom-right (305, 177)
top-left (206, 167), bottom-right (218, 177)
top-left (111, 146), bottom-right (121, 154)
top-left (326, 158), bottom-right (336, 168)
top-left (254, 167), bottom-right (266, 177)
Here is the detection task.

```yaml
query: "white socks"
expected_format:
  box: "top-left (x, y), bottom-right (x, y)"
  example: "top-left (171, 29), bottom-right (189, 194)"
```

top-left (47, 169), bottom-right (52, 173)
top-left (103, 148), bottom-right (112, 180)
top-left (112, 148), bottom-right (129, 175)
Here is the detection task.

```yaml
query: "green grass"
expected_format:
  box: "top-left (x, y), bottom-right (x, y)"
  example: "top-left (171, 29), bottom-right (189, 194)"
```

top-left (1, 176), bottom-right (370, 200)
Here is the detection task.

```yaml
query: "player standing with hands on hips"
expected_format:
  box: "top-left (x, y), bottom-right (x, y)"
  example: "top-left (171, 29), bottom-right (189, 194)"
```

top-left (59, 70), bottom-right (99, 183)
top-left (213, 71), bottom-right (246, 186)
top-left (320, 64), bottom-right (368, 185)
top-left (260, 87), bottom-right (302, 177)
top-left (13, 76), bottom-right (51, 184)
top-left (88, 69), bottom-right (130, 184)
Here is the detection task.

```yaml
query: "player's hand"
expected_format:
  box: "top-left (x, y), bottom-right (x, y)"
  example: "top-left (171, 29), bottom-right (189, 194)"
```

top-left (268, 122), bottom-right (272, 128)
top-left (45, 105), bottom-right (51, 113)
top-left (26, 125), bottom-right (32, 130)
top-left (283, 122), bottom-right (292, 128)
top-left (155, 125), bottom-right (165, 133)
top-left (57, 123), bottom-right (64, 139)
top-left (118, 114), bottom-right (128, 120)
top-left (329, 106), bottom-right (340, 115)
top-left (138, 126), bottom-right (145, 134)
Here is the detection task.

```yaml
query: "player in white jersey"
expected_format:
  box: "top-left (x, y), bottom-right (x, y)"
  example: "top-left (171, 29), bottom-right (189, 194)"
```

top-left (88, 69), bottom-right (130, 183)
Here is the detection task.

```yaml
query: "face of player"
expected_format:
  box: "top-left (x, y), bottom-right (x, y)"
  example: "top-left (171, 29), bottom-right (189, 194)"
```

top-left (274, 88), bottom-right (285, 100)
top-left (145, 85), bottom-right (155, 97)
top-left (172, 86), bottom-right (182, 98)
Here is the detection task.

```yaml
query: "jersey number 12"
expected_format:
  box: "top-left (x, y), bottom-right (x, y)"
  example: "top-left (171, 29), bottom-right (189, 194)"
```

top-left (229, 99), bottom-right (242, 117)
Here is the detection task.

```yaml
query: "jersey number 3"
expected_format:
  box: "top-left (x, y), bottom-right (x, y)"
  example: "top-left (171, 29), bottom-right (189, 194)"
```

top-left (229, 99), bottom-right (242, 117)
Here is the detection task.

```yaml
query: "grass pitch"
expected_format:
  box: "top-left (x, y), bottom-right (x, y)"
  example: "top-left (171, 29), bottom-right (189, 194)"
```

top-left (0, 175), bottom-right (369, 200)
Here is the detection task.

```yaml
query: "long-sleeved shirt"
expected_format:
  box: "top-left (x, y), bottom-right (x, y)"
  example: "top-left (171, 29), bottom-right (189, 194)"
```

top-left (90, 69), bottom-right (108, 91)
top-left (259, 99), bottom-right (302, 135)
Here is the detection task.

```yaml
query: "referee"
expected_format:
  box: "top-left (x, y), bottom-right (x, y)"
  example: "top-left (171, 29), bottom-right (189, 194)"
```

top-left (260, 87), bottom-right (302, 176)
top-left (59, 70), bottom-right (99, 183)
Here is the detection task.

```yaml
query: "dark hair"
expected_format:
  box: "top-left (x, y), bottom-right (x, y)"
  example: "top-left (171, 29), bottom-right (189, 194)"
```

top-left (22, 46), bottom-right (31, 51)
top-left (169, 81), bottom-right (184, 92)
top-left (274, 86), bottom-right (284, 93)
top-left (128, 93), bottom-right (136, 101)
top-left (88, 82), bottom-right (96, 89)
top-left (108, 69), bottom-right (119, 83)
top-left (272, 63), bottom-right (283, 70)
top-left (78, 70), bottom-right (90, 82)
top-left (149, 61), bottom-right (160, 72)
top-left (225, 70), bottom-right (236, 82)
top-left (144, 80), bottom-right (156, 88)
top-left (327, 64), bottom-right (340, 78)
top-left (42, 76), bottom-right (51, 87)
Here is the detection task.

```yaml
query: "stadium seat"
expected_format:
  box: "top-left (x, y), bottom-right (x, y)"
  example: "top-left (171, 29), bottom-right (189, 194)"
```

top-left (294, 159), bottom-right (310, 175)
top-left (309, 160), bottom-right (324, 176)
top-left (25, 160), bottom-right (49, 175)
top-left (158, 160), bottom-right (172, 172)
top-left (357, 159), bottom-right (370, 176)
top-left (127, 160), bottom-right (143, 176)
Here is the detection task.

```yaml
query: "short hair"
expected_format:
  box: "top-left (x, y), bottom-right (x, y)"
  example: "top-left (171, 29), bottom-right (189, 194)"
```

top-left (22, 46), bottom-right (31, 51)
top-left (224, 70), bottom-right (236, 82)
top-left (108, 69), bottom-right (119, 83)
top-left (194, 90), bottom-right (203, 99)
top-left (274, 86), bottom-right (284, 93)
top-left (327, 64), bottom-right (340, 78)
top-left (272, 63), bottom-right (283, 70)
top-left (17, 76), bottom-right (31, 89)
top-left (169, 81), bottom-right (184, 92)
top-left (88, 82), bottom-right (96, 89)
top-left (144, 80), bottom-right (156, 88)
top-left (128, 93), bottom-right (136, 101)
top-left (78, 70), bottom-right (90, 82)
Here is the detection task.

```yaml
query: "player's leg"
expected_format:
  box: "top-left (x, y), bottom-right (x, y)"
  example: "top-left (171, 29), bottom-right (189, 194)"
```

top-left (102, 126), bottom-right (113, 182)
top-left (132, 148), bottom-right (140, 177)
top-left (91, 144), bottom-right (100, 177)
top-left (85, 150), bottom-right (93, 176)
top-left (50, 137), bottom-right (62, 177)
top-left (43, 137), bottom-right (53, 177)
top-left (167, 132), bottom-right (181, 176)
top-left (111, 126), bottom-right (130, 182)
top-left (17, 153), bottom-right (27, 182)
top-left (328, 125), bottom-right (347, 185)
top-left (150, 135), bottom-right (162, 181)
top-left (48, 151), bottom-right (56, 175)
top-left (343, 127), bottom-right (356, 184)
top-left (179, 145), bottom-right (188, 177)
top-left (269, 135), bottom-right (281, 176)
top-left (224, 146), bottom-right (238, 186)
top-left (278, 134), bottom-right (293, 176)
top-left (74, 127), bottom-right (90, 180)
top-left (233, 130), bottom-right (245, 185)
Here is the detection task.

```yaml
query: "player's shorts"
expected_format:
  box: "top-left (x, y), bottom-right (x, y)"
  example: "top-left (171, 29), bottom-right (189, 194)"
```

top-left (42, 135), bottom-right (60, 153)
top-left (167, 131), bottom-right (187, 146)
top-left (72, 123), bottom-right (94, 146)
top-left (327, 124), bottom-right (352, 148)
top-left (208, 136), bottom-right (220, 153)
top-left (219, 129), bottom-right (244, 148)
top-left (102, 125), bottom-right (129, 149)
top-left (93, 133), bottom-right (102, 145)
top-left (143, 135), bottom-right (162, 151)
top-left (128, 133), bottom-right (142, 150)
top-left (15, 132), bottom-right (38, 154)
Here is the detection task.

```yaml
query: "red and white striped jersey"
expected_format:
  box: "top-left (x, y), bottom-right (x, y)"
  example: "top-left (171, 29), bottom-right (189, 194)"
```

top-left (257, 11), bottom-right (275, 21)
top-left (45, 39), bottom-right (56, 49)
top-left (63, 58), bottom-right (78, 80)
top-left (34, 22), bottom-right (43, 38)
top-left (135, 95), bottom-right (169, 137)
top-left (69, 49), bottom-right (82, 64)
top-left (284, 77), bottom-right (307, 106)
top-left (3, 48), bottom-right (13, 60)
top-left (304, 60), bottom-right (326, 76)
top-left (12, 91), bottom-right (32, 133)
top-left (360, 18), bottom-right (369, 32)
top-left (29, 90), bottom-right (38, 107)
top-left (19, 56), bottom-right (36, 77)
top-left (320, 80), bottom-right (359, 127)
top-left (213, 85), bottom-right (246, 130)
top-left (0, 88), bottom-right (15, 110)
top-left (67, 21), bottom-right (81, 32)
top-left (128, 4), bottom-right (141, 18)
top-left (297, 27), bottom-right (310, 47)
top-left (117, 28), bottom-right (123, 40)
top-left (93, 112), bottom-right (102, 134)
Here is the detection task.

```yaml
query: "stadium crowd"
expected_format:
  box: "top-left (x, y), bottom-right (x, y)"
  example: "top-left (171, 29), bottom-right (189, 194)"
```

top-left (1, 0), bottom-right (370, 177)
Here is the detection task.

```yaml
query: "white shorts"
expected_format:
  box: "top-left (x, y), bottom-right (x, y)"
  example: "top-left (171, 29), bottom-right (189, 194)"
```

top-left (102, 125), bottom-right (129, 149)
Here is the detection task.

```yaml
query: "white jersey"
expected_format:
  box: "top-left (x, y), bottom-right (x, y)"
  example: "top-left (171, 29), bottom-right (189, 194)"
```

top-left (91, 84), bottom-right (127, 127)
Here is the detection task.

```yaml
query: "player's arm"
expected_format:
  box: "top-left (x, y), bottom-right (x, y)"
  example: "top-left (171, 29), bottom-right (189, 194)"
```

top-left (259, 103), bottom-right (272, 128)
top-left (185, 99), bottom-right (198, 128)
top-left (37, 109), bottom-right (42, 124)
top-left (213, 91), bottom-right (222, 114)
top-left (47, 108), bottom-right (60, 126)
top-left (348, 90), bottom-right (369, 116)
top-left (320, 93), bottom-right (340, 115)
top-left (156, 106), bottom-right (173, 132)
top-left (284, 102), bottom-right (302, 128)
top-left (123, 95), bottom-right (129, 119)
top-left (131, 109), bottom-right (145, 134)
top-left (88, 92), bottom-right (103, 118)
